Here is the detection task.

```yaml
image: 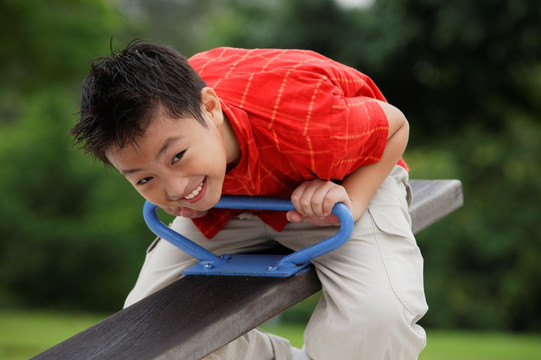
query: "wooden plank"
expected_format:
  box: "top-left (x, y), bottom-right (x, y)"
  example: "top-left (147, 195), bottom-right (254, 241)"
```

top-left (409, 180), bottom-right (463, 234)
top-left (33, 270), bottom-right (321, 360)
top-left (32, 179), bottom-right (463, 360)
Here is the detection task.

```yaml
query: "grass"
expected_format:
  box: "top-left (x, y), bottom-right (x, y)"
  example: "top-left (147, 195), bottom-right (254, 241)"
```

top-left (0, 310), bottom-right (106, 360)
top-left (417, 331), bottom-right (541, 360)
top-left (1, 310), bottom-right (540, 360)
top-left (262, 323), bottom-right (541, 359)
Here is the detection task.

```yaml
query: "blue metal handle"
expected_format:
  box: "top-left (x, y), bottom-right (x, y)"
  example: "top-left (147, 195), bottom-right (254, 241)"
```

top-left (143, 196), bottom-right (354, 270)
top-left (213, 196), bottom-right (354, 267)
top-left (277, 202), bottom-right (353, 268)
top-left (143, 202), bottom-right (224, 266)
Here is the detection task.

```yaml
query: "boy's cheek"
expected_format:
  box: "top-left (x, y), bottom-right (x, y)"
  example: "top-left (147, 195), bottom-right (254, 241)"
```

top-left (132, 187), bottom-right (161, 207)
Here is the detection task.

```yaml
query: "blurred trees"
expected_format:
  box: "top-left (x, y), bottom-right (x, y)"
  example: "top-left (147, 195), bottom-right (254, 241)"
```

top-left (199, 0), bottom-right (541, 332)
top-left (142, 0), bottom-right (541, 330)
top-left (0, 0), bottom-right (150, 310)
top-left (1, 0), bottom-right (540, 331)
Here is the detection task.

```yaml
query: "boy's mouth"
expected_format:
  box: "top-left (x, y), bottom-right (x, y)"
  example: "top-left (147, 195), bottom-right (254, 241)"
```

top-left (183, 177), bottom-right (206, 202)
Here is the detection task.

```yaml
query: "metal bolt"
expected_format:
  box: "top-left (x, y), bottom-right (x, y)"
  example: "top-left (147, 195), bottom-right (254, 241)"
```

top-left (268, 265), bottom-right (278, 271)
top-left (204, 263), bottom-right (214, 269)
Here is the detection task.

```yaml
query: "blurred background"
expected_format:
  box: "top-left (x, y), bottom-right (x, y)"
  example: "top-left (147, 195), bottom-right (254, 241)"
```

top-left (1, 0), bottom-right (540, 358)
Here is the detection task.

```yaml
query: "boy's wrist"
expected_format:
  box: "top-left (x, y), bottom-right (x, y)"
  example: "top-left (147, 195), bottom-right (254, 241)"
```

top-left (347, 197), bottom-right (366, 222)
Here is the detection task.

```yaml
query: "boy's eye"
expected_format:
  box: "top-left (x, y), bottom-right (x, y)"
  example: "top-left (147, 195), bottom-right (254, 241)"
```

top-left (172, 150), bottom-right (186, 164)
top-left (137, 177), bottom-right (153, 185)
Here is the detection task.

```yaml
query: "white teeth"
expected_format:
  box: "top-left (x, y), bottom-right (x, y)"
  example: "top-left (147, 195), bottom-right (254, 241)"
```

top-left (184, 182), bottom-right (204, 200)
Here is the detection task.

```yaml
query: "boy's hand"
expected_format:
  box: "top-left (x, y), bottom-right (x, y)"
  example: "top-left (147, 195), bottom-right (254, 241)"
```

top-left (162, 206), bottom-right (208, 218)
top-left (287, 179), bottom-right (352, 226)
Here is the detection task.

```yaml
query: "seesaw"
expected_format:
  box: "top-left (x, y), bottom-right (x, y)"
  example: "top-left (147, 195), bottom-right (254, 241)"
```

top-left (143, 196), bottom-right (354, 277)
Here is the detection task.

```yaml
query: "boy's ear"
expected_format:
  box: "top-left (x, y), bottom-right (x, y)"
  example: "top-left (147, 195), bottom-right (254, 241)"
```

top-left (201, 87), bottom-right (223, 126)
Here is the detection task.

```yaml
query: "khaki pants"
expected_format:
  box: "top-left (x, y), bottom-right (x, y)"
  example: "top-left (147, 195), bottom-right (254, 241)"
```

top-left (125, 166), bottom-right (428, 360)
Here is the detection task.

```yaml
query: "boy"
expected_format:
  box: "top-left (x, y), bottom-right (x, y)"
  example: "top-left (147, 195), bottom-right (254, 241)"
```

top-left (72, 41), bottom-right (428, 360)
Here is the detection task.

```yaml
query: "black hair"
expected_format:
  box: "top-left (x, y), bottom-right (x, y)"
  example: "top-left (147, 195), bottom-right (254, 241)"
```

top-left (71, 40), bottom-right (207, 164)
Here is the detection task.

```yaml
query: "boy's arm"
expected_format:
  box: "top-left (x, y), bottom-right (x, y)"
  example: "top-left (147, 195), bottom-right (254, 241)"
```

top-left (287, 101), bottom-right (409, 225)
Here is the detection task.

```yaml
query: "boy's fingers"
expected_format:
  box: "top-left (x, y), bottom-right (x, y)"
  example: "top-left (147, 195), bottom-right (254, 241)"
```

top-left (292, 180), bottom-right (328, 217)
top-left (291, 179), bottom-right (351, 220)
top-left (286, 210), bottom-right (303, 223)
top-left (302, 214), bottom-right (341, 227)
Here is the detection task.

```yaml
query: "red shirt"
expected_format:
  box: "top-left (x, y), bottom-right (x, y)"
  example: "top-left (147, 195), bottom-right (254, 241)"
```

top-left (188, 48), bottom-right (407, 239)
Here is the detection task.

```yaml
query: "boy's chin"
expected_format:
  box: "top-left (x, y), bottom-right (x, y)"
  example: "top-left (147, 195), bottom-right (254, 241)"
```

top-left (179, 207), bottom-right (208, 218)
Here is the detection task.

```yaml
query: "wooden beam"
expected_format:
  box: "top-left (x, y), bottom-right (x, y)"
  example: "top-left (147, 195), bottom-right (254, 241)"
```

top-left (32, 180), bottom-right (463, 360)
top-left (409, 180), bottom-right (464, 234)
top-left (32, 270), bottom-right (321, 360)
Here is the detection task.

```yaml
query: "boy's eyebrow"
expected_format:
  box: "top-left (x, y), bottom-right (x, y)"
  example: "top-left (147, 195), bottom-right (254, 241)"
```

top-left (120, 137), bottom-right (181, 176)
top-left (156, 137), bottom-right (180, 160)
top-left (121, 168), bottom-right (143, 176)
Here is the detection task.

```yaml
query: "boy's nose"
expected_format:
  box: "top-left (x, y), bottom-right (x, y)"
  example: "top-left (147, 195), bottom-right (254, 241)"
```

top-left (164, 177), bottom-right (190, 201)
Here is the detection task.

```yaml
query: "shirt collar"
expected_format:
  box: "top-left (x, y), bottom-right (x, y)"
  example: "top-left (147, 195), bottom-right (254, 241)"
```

top-left (220, 101), bottom-right (261, 195)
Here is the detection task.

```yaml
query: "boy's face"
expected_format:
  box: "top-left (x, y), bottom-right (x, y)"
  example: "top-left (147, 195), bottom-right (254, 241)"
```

top-left (107, 95), bottom-right (236, 214)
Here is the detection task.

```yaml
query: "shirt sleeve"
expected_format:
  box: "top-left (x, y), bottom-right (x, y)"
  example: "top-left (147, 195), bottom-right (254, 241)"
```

top-left (303, 62), bottom-right (391, 181)
top-left (327, 95), bottom-right (389, 180)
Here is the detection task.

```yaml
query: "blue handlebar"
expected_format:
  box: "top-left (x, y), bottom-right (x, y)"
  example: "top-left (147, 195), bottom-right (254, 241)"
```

top-left (143, 196), bottom-right (354, 276)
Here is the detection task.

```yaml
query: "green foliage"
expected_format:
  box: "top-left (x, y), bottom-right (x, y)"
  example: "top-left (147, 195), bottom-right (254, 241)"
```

top-left (0, 0), bottom-right (137, 91)
top-left (0, 89), bottom-right (151, 311)
top-left (0, 0), bottom-right (150, 311)
top-left (197, 0), bottom-right (541, 332)
top-left (1, 0), bottom-right (540, 333)
top-left (414, 112), bottom-right (541, 332)
top-left (201, 0), bottom-right (541, 144)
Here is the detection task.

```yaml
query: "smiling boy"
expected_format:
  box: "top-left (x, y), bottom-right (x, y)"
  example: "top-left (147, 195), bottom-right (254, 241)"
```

top-left (72, 42), bottom-right (428, 360)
